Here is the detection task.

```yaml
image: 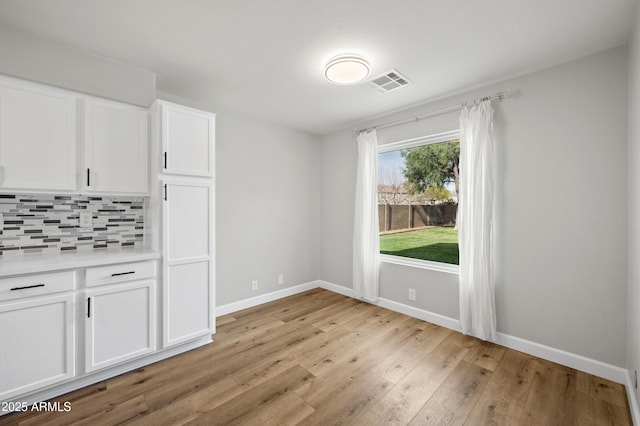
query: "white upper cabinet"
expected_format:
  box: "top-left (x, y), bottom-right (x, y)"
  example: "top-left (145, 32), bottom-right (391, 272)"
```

top-left (157, 100), bottom-right (215, 177)
top-left (83, 98), bottom-right (149, 194)
top-left (0, 78), bottom-right (77, 192)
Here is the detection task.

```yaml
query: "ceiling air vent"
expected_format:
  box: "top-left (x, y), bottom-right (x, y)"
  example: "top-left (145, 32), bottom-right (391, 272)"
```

top-left (366, 69), bottom-right (410, 93)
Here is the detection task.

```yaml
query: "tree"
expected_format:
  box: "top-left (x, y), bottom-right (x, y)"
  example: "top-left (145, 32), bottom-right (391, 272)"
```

top-left (377, 165), bottom-right (406, 205)
top-left (401, 141), bottom-right (460, 202)
top-left (422, 186), bottom-right (451, 204)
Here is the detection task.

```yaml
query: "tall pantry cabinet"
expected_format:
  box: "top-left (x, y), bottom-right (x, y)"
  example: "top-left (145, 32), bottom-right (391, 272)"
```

top-left (150, 100), bottom-right (215, 348)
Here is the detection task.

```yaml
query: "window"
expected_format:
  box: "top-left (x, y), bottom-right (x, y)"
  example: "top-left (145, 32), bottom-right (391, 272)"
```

top-left (378, 130), bottom-right (460, 268)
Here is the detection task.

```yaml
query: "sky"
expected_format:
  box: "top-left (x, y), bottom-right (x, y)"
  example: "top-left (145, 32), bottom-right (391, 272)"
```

top-left (378, 150), bottom-right (405, 185)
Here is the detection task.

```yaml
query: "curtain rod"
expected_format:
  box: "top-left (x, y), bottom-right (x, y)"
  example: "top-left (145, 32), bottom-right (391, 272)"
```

top-left (353, 89), bottom-right (510, 135)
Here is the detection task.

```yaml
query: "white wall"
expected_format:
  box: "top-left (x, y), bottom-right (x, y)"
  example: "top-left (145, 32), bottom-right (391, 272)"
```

top-left (628, 5), bottom-right (640, 410)
top-left (0, 25), bottom-right (155, 106)
top-left (213, 110), bottom-right (321, 305)
top-left (321, 46), bottom-right (628, 367)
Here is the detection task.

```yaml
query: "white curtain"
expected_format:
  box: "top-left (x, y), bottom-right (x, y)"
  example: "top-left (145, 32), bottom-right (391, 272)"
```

top-left (353, 129), bottom-right (380, 302)
top-left (458, 100), bottom-right (497, 341)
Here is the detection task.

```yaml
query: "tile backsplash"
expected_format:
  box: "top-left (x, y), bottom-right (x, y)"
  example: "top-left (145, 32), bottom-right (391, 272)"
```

top-left (0, 194), bottom-right (145, 256)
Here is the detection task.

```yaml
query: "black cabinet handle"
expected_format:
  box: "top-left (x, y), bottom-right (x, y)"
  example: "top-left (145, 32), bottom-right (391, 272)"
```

top-left (164, 184), bottom-right (167, 201)
top-left (87, 297), bottom-right (91, 318)
top-left (163, 152), bottom-right (167, 169)
top-left (87, 168), bottom-right (91, 186)
top-left (111, 271), bottom-right (135, 277)
top-left (10, 283), bottom-right (45, 291)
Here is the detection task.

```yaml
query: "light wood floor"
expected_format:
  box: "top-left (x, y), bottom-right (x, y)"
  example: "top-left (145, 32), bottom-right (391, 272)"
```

top-left (1, 288), bottom-right (632, 425)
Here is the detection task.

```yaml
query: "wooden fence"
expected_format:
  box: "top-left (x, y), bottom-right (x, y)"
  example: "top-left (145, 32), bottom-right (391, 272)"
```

top-left (378, 204), bottom-right (457, 233)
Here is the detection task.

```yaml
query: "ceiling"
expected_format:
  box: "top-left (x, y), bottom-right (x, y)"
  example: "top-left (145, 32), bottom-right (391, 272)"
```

top-left (0, 0), bottom-right (637, 135)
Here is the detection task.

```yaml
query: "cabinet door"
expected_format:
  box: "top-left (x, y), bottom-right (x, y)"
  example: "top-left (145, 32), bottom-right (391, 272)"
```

top-left (84, 99), bottom-right (149, 194)
top-left (85, 280), bottom-right (155, 372)
top-left (164, 181), bottom-right (212, 261)
top-left (161, 102), bottom-right (214, 177)
top-left (164, 260), bottom-right (212, 346)
top-left (0, 82), bottom-right (77, 191)
top-left (162, 181), bottom-right (214, 347)
top-left (0, 293), bottom-right (74, 401)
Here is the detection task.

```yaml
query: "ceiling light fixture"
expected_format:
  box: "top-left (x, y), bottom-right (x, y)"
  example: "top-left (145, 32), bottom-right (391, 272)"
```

top-left (324, 54), bottom-right (371, 85)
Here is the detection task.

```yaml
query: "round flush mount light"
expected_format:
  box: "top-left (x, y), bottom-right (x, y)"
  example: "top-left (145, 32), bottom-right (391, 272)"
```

top-left (324, 54), bottom-right (371, 85)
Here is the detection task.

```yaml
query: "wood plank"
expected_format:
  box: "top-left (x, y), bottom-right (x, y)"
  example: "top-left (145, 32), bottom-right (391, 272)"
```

top-left (231, 351), bottom-right (299, 390)
top-left (273, 290), bottom-right (348, 323)
top-left (288, 296), bottom-right (360, 327)
top-left (0, 381), bottom-right (107, 425)
top-left (352, 409), bottom-right (388, 426)
top-left (312, 299), bottom-right (380, 332)
top-left (408, 360), bottom-right (492, 425)
top-left (123, 376), bottom-right (243, 426)
top-left (183, 365), bottom-right (314, 426)
top-left (464, 349), bottom-right (538, 424)
top-left (137, 324), bottom-right (319, 409)
top-left (575, 390), bottom-right (633, 426)
top-left (576, 370), bottom-right (629, 407)
top-left (256, 392), bottom-right (315, 426)
top-left (297, 371), bottom-right (392, 425)
top-left (303, 312), bottom-right (419, 378)
top-left (463, 338), bottom-right (507, 372)
top-left (214, 314), bottom-right (285, 342)
top-left (295, 314), bottom-right (422, 409)
top-left (520, 359), bottom-right (578, 425)
top-left (215, 314), bottom-right (237, 326)
top-left (228, 289), bottom-right (324, 320)
top-left (17, 393), bottom-right (148, 426)
top-left (370, 334), bottom-right (476, 425)
top-left (67, 395), bottom-right (148, 426)
top-left (372, 323), bottom-right (451, 383)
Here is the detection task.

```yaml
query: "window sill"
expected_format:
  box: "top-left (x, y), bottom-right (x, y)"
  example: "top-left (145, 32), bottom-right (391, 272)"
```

top-left (380, 254), bottom-right (460, 275)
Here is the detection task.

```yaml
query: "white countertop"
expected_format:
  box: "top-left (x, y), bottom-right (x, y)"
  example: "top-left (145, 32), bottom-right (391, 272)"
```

top-left (0, 248), bottom-right (161, 277)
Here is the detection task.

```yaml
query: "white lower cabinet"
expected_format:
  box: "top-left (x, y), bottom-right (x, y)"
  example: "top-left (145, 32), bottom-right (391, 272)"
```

top-left (0, 260), bottom-right (162, 403)
top-left (85, 279), bottom-right (156, 372)
top-left (164, 260), bottom-right (212, 347)
top-left (0, 292), bottom-right (75, 401)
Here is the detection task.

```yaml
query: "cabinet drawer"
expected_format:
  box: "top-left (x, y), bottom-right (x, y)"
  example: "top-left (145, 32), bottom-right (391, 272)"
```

top-left (86, 260), bottom-right (156, 287)
top-left (0, 271), bottom-right (75, 302)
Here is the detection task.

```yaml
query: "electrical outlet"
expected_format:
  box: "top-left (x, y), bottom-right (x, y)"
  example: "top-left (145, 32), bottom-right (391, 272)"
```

top-left (408, 288), bottom-right (416, 301)
top-left (79, 211), bottom-right (93, 228)
top-left (252, 280), bottom-right (259, 291)
top-left (278, 274), bottom-right (284, 285)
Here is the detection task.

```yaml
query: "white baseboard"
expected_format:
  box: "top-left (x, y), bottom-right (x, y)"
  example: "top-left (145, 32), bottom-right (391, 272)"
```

top-left (314, 280), bottom-right (629, 388)
top-left (316, 280), bottom-right (354, 298)
top-left (376, 296), bottom-right (462, 332)
top-left (494, 332), bottom-right (628, 384)
top-left (216, 280), bottom-right (319, 317)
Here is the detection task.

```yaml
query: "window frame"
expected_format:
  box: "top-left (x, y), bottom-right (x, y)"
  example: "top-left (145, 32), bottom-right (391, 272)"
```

top-left (378, 129), bottom-right (461, 275)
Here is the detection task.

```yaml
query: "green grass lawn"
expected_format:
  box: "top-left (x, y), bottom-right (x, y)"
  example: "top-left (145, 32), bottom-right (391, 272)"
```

top-left (380, 226), bottom-right (459, 265)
